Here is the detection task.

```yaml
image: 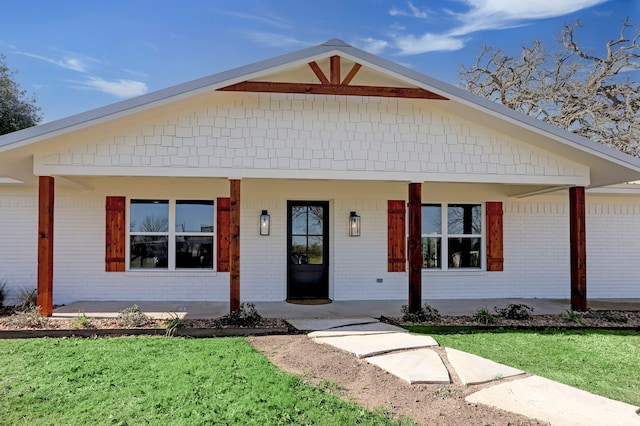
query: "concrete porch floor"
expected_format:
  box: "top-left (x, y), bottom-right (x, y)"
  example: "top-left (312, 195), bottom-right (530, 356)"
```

top-left (51, 298), bottom-right (640, 320)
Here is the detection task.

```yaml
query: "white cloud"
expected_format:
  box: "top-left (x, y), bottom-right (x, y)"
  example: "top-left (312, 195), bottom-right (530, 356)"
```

top-left (391, 0), bottom-right (609, 55)
top-left (395, 33), bottom-right (466, 55)
top-left (13, 49), bottom-right (92, 72)
top-left (408, 2), bottom-right (429, 19)
top-left (389, 2), bottom-right (430, 19)
top-left (358, 38), bottom-right (389, 54)
top-left (449, 0), bottom-right (609, 36)
top-left (11, 46), bottom-right (149, 99)
top-left (73, 77), bottom-right (148, 98)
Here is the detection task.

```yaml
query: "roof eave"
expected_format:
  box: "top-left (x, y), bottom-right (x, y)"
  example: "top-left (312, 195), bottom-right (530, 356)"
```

top-left (2, 38), bottom-right (639, 188)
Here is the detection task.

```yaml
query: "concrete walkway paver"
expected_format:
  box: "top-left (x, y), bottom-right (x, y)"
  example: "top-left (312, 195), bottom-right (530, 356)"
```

top-left (315, 332), bottom-right (438, 358)
top-left (466, 375), bottom-right (640, 426)
top-left (366, 348), bottom-right (450, 384)
top-left (300, 317), bottom-right (638, 425)
top-left (308, 322), bottom-right (406, 338)
top-left (445, 347), bottom-right (525, 385)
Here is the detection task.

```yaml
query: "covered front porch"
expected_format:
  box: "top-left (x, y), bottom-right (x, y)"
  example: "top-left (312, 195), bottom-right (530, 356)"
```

top-left (51, 298), bottom-right (611, 320)
top-left (33, 176), bottom-right (591, 317)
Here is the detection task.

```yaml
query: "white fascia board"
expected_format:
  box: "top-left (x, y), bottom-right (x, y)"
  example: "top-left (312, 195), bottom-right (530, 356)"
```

top-left (32, 163), bottom-right (590, 186)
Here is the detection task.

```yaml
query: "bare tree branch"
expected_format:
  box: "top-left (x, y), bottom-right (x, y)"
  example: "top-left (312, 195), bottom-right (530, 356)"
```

top-left (460, 18), bottom-right (640, 156)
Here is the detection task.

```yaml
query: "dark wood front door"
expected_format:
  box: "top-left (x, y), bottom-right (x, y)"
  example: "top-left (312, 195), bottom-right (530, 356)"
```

top-left (287, 201), bottom-right (329, 300)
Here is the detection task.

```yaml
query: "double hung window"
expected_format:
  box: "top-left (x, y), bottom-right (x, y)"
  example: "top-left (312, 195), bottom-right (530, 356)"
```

top-left (129, 199), bottom-right (214, 270)
top-left (422, 203), bottom-right (482, 269)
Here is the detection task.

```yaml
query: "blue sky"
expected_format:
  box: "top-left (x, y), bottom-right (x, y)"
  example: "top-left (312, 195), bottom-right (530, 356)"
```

top-left (1, 0), bottom-right (638, 123)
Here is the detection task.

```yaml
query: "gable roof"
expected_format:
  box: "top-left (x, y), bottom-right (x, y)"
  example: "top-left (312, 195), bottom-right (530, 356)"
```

top-left (1, 38), bottom-right (640, 188)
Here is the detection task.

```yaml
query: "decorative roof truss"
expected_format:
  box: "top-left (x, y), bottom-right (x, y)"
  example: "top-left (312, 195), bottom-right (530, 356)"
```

top-left (219, 55), bottom-right (448, 100)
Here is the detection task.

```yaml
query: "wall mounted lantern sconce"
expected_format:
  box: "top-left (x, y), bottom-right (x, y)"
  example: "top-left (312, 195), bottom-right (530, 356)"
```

top-left (260, 210), bottom-right (270, 236)
top-left (349, 211), bottom-right (361, 237)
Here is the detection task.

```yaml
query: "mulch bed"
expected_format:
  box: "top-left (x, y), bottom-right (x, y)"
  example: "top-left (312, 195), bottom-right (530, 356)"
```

top-left (0, 311), bottom-right (291, 338)
top-left (0, 306), bottom-right (637, 338)
top-left (385, 310), bottom-right (640, 330)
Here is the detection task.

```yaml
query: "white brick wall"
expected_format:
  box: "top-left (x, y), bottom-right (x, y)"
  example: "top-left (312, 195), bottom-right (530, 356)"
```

top-left (37, 93), bottom-right (587, 183)
top-left (1, 183), bottom-right (638, 304)
top-left (586, 198), bottom-right (640, 298)
top-left (0, 188), bottom-right (38, 305)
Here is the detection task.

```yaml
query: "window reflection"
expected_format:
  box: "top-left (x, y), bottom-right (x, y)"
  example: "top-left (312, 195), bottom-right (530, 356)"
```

top-left (176, 236), bottom-right (213, 268)
top-left (130, 236), bottom-right (168, 269)
top-left (307, 236), bottom-right (323, 264)
top-left (448, 204), bottom-right (481, 234)
top-left (129, 199), bottom-right (214, 270)
top-left (448, 237), bottom-right (481, 268)
top-left (422, 205), bottom-right (441, 234)
top-left (176, 200), bottom-right (214, 232)
top-left (130, 200), bottom-right (168, 232)
top-left (291, 236), bottom-right (308, 264)
top-left (292, 207), bottom-right (308, 235)
top-left (422, 203), bottom-right (482, 270)
top-left (290, 205), bottom-right (324, 265)
top-left (307, 207), bottom-right (323, 235)
top-left (422, 237), bottom-right (441, 268)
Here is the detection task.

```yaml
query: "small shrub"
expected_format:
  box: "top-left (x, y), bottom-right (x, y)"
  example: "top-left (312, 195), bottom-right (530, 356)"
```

top-left (6, 305), bottom-right (48, 328)
top-left (17, 287), bottom-right (37, 311)
top-left (564, 309), bottom-right (583, 323)
top-left (401, 304), bottom-right (441, 323)
top-left (163, 313), bottom-right (184, 336)
top-left (71, 312), bottom-right (90, 329)
top-left (0, 279), bottom-right (7, 309)
top-left (494, 303), bottom-right (534, 320)
top-left (215, 303), bottom-right (262, 327)
top-left (473, 307), bottom-right (496, 325)
top-left (116, 304), bottom-right (152, 327)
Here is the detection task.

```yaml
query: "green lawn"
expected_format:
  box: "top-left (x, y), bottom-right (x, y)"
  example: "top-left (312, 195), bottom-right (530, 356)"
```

top-left (0, 337), bottom-right (396, 426)
top-left (407, 327), bottom-right (640, 406)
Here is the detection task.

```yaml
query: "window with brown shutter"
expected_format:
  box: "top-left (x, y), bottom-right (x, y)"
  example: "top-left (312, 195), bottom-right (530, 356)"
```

top-left (388, 200), bottom-right (406, 272)
top-left (105, 196), bottom-right (126, 272)
top-left (485, 201), bottom-right (504, 272)
top-left (216, 197), bottom-right (231, 272)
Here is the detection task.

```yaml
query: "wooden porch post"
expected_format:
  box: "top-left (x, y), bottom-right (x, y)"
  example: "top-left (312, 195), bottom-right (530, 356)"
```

top-left (37, 176), bottom-right (54, 317)
top-left (229, 179), bottom-right (241, 313)
top-left (408, 183), bottom-right (422, 313)
top-left (569, 186), bottom-right (587, 311)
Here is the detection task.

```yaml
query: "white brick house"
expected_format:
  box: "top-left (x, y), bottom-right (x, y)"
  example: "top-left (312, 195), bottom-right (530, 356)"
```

top-left (1, 39), bottom-right (639, 315)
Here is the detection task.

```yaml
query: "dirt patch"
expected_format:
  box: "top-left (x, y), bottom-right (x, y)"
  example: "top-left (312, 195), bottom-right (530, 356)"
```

top-left (249, 334), bottom-right (548, 426)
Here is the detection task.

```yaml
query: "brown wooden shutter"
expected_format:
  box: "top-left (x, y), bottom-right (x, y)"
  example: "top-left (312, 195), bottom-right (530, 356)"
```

top-left (486, 201), bottom-right (504, 272)
top-left (217, 197), bottom-right (231, 272)
top-left (388, 200), bottom-right (406, 272)
top-left (105, 196), bottom-right (126, 272)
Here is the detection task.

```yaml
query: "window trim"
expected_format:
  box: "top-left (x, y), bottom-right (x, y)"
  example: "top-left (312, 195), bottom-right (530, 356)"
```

top-left (127, 198), bottom-right (216, 272)
top-left (421, 202), bottom-right (485, 271)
